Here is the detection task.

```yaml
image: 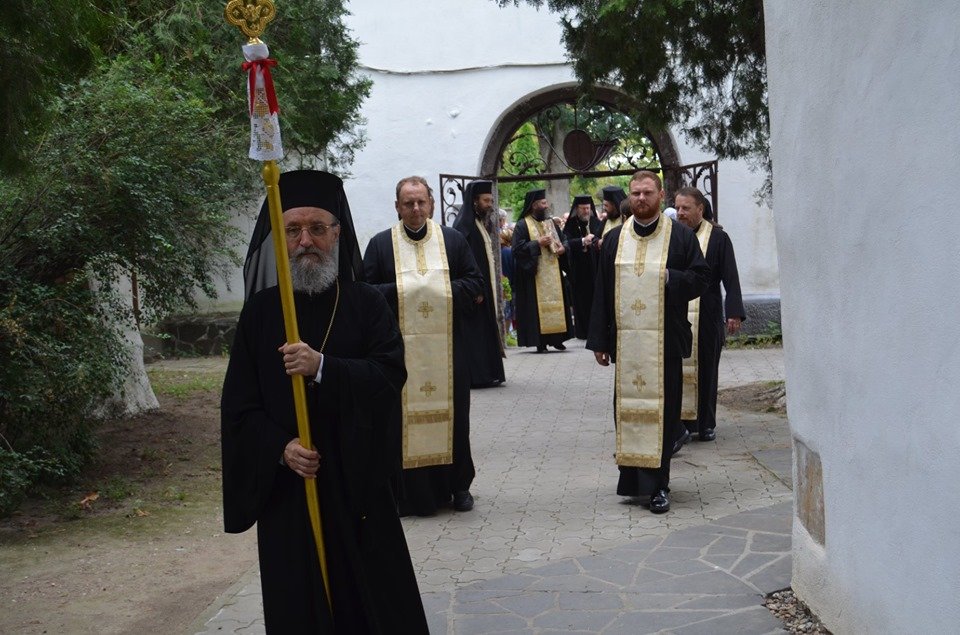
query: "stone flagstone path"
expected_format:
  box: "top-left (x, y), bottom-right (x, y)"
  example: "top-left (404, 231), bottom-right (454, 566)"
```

top-left (189, 344), bottom-right (790, 634)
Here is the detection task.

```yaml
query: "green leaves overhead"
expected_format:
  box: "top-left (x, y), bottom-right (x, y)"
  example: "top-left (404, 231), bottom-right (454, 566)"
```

top-left (496, 0), bottom-right (769, 171)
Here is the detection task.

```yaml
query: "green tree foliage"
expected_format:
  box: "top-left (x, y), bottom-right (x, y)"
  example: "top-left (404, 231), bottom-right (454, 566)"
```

top-left (496, 105), bottom-right (658, 221)
top-left (8, 56), bottom-right (246, 318)
top-left (0, 1), bottom-right (113, 171)
top-left (498, 122), bottom-right (544, 219)
top-left (0, 0), bottom-right (371, 515)
top-left (0, 273), bottom-right (121, 515)
top-left (496, 0), bottom-right (769, 184)
top-left (98, 0), bottom-right (372, 169)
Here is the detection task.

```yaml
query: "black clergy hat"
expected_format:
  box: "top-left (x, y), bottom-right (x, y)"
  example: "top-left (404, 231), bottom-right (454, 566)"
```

top-left (601, 185), bottom-right (627, 205)
top-left (569, 194), bottom-right (597, 217)
top-left (520, 188), bottom-right (546, 218)
top-left (243, 170), bottom-right (364, 299)
top-left (453, 179), bottom-right (495, 236)
top-left (272, 170), bottom-right (344, 218)
top-left (472, 180), bottom-right (493, 196)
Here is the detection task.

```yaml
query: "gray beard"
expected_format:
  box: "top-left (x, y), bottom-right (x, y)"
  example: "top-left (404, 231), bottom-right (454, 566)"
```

top-left (290, 243), bottom-right (339, 294)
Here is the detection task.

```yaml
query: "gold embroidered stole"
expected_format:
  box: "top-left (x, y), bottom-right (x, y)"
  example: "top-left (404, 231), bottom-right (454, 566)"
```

top-left (681, 222), bottom-right (713, 420)
top-left (392, 220), bottom-right (454, 468)
top-left (475, 218), bottom-right (499, 305)
top-left (602, 215), bottom-right (622, 236)
top-left (614, 217), bottom-right (672, 467)
top-left (523, 216), bottom-right (566, 334)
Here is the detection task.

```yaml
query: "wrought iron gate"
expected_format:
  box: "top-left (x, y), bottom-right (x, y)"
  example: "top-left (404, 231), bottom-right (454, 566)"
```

top-left (439, 160), bottom-right (718, 227)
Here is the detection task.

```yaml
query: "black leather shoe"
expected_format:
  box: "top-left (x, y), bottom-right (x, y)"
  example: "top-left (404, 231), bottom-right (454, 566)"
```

top-left (649, 489), bottom-right (670, 514)
top-left (699, 428), bottom-right (716, 442)
top-left (671, 428), bottom-right (691, 456)
top-left (453, 490), bottom-right (474, 512)
top-left (552, 342), bottom-right (567, 350)
top-left (535, 345), bottom-right (547, 353)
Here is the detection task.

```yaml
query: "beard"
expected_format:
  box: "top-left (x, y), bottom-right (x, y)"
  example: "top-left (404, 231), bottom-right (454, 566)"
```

top-left (632, 201), bottom-right (657, 220)
top-left (290, 243), bottom-right (339, 294)
top-left (476, 203), bottom-right (494, 220)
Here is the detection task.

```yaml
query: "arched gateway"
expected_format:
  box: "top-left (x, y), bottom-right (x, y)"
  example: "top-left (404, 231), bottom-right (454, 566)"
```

top-left (440, 83), bottom-right (719, 225)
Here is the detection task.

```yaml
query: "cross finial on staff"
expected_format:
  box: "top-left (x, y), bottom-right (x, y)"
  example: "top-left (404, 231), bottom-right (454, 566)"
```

top-left (224, 0), bottom-right (277, 41)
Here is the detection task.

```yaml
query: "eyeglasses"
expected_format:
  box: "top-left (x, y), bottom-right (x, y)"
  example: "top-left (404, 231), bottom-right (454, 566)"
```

top-left (284, 222), bottom-right (340, 239)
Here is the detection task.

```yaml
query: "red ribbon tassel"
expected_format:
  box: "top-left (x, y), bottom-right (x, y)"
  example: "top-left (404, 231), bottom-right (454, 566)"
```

top-left (241, 58), bottom-right (280, 116)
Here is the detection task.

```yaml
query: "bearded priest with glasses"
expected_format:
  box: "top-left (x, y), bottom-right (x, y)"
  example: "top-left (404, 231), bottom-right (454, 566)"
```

top-left (221, 170), bottom-right (428, 633)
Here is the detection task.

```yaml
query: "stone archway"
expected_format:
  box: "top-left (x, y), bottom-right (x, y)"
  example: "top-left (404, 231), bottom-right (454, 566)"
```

top-left (438, 83), bottom-right (718, 228)
top-left (477, 82), bottom-right (682, 178)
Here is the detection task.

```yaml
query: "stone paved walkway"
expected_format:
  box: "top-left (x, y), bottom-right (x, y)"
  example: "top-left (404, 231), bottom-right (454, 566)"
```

top-left (187, 344), bottom-right (789, 634)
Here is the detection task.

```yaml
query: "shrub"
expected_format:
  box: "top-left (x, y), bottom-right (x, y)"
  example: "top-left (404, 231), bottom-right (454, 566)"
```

top-left (0, 445), bottom-right (67, 517)
top-left (0, 270), bottom-right (125, 513)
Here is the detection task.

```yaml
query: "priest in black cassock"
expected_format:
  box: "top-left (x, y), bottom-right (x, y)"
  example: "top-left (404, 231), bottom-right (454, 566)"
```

top-left (563, 194), bottom-right (602, 339)
top-left (451, 179), bottom-right (506, 387)
top-left (221, 170), bottom-right (428, 633)
top-left (587, 171), bottom-right (710, 514)
top-left (674, 187), bottom-right (746, 442)
top-left (598, 185), bottom-right (627, 242)
top-left (363, 176), bottom-right (484, 516)
top-left (511, 188), bottom-right (573, 352)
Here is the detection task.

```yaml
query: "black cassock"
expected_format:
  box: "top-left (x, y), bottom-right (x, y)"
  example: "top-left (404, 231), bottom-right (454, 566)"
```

top-left (363, 224), bottom-right (484, 515)
top-left (451, 211), bottom-right (506, 387)
top-left (221, 282), bottom-right (428, 634)
top-left (563, 214), bottom-right (602, 339)
top-left (683, 223), bottom-right (747, 436)
top-left (511, 218), bottom-right (574, 348)
top-left (587, 217), bottom-right (710, 496)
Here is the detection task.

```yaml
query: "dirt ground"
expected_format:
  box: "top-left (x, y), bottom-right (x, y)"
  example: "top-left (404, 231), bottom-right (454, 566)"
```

top-left (0, 369), bottom-right (787, 634)
top-left (0, 368), bottom-right (256, 635)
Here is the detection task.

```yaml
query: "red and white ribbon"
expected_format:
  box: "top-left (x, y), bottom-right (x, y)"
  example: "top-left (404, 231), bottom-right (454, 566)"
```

top-left (242, 41), bottom-right (284, 161)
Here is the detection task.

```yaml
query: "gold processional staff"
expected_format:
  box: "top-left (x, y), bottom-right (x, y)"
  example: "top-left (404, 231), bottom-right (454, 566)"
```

top-left (223, 0), bottom-right (332, 607)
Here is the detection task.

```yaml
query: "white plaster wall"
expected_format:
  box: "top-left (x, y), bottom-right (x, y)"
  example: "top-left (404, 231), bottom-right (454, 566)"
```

top-left (198, 0), bottom-right (778, 308)
top-left (765, 1), bottom-right (960, 632)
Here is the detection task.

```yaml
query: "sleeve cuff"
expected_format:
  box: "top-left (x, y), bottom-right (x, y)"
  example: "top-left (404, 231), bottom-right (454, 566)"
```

top-left (314, 353), bottom-right (325, 384)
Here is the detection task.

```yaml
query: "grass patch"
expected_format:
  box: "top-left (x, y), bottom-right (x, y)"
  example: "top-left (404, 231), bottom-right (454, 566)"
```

top-left (146, 369), bottom-right (223, 397)
top-left (102, 475), bottom-right (135, 502)
top-left (727, 320), bottom-right (783, 349)
top-left (162, 486), bottom-right (187, 503)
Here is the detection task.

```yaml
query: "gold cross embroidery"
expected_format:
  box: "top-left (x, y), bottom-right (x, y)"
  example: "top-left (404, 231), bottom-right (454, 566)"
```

top-left (417, 301), bottom-right (434, 319)
top-left (632, 373), bottom-right (647, 393)
top-left (631, 298), bottom-right (647, 316)
top-left (420, 381), bottom-right (437, 398)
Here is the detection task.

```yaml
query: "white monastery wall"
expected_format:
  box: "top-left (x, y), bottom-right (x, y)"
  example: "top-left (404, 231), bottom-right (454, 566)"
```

top-left (764, 1), bottom-right (960, 632)
top-left (198, 0), bottom-right (777, 309)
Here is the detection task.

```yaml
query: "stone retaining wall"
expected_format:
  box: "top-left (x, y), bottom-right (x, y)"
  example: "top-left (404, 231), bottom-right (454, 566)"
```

top-left (145, 313), bottom-right (240, 360)
top-left (149, 296), bottom-right (780, 359)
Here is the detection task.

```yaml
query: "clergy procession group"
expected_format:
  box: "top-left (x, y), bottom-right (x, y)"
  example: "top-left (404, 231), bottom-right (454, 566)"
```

top-left (220, 169), bottom-right (746, 632)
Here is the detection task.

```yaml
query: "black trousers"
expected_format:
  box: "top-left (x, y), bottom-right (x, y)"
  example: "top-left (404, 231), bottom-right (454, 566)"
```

top-left (616, 354), bottom-right (684, 496)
